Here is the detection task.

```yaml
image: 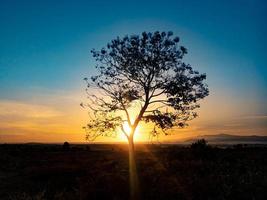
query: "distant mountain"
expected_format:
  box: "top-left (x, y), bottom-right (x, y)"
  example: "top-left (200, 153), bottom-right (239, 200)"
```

top-left (185, 134), bottom-right (267, 144)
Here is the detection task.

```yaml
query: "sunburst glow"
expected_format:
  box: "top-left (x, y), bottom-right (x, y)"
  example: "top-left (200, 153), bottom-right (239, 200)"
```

top-left (119, 122), bottom-right (142, 142)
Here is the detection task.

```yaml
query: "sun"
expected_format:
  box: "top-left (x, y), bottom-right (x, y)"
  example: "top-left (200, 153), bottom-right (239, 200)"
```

top-left (123, 122), bottom-right (132, 135)
top-left (119, 122), bottom-right (142, 142)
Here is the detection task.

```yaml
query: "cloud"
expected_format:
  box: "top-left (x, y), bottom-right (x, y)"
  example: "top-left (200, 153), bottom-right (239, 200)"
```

top-left (0, 99), bottom-right (67, 134)
top-left (241, 115), bottom-right (267, 120)
top-left (0, 98), bottom-right (88, 143)
top-left (0, 100), bottom-right (62, 118)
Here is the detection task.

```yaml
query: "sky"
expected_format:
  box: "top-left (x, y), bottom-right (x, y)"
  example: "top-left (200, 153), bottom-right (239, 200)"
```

top-left (0, 0), bottom-right (266, 143)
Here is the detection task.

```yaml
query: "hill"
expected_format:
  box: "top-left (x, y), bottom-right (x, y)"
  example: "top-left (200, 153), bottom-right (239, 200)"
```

top-left (185, 134), bottom-right (267, 144)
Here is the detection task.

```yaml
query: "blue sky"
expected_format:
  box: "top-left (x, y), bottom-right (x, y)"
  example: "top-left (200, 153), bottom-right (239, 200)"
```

top-left (0, 0), bottom-right (266, 142)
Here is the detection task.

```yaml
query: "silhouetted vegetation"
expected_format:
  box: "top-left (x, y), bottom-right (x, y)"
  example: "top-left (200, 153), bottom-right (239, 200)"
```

top-left (83, 31), bottom-right (209, 199)
top-left (83, 31), bottom-right (209, 142)
top-left (62, 142), bottom-right (70, 151)
top-left (190, 139), bottom-right (215, 159)
top-left (191, 138), bottom-right (208, 149)
top-left (0, 144), bottom-right (267, 200)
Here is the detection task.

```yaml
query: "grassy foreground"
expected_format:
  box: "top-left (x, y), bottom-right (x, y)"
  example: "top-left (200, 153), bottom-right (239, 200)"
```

top-left (0, 143), bottom-right (267, 200)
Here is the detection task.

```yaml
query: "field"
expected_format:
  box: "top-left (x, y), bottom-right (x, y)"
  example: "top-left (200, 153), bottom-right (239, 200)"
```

top-left (0, 143), bottom-right (267, 200)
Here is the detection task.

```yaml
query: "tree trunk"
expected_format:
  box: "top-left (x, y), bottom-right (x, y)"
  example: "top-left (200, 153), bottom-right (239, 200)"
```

top-left (128, 137), bottom-right (140, 200)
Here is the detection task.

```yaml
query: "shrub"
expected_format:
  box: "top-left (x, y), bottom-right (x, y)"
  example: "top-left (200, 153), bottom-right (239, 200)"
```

top-left (191, 139), bottom-right (208, 150)
top-left (191, 139), bottom-right (213, 160)
top-left (63, 142), bottom-right (70, 151)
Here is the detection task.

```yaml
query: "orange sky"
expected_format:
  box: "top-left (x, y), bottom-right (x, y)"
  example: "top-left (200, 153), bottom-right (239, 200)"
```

top-left (0, 87), bottom-right (266, 143)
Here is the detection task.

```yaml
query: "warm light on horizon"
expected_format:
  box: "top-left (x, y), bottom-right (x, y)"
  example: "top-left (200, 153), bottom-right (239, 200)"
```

top-left (118, 122), bottom-right (142, 142)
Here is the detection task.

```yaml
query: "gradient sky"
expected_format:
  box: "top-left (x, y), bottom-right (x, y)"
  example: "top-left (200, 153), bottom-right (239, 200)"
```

top-left (0, 0), bottom-right (266, 143)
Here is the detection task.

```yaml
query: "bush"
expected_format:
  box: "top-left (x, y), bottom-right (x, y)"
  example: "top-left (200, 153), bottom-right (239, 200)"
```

top-left (63, 142), bottom-right (70, 151)
top-left (191, 139), bottom-right (208, 150)
top-left (191, 139), bottom-right (213, 160)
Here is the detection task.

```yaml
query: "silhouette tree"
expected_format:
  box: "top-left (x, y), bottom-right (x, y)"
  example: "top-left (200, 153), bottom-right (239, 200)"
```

top-left (82, 31), bottom-right (209, 199)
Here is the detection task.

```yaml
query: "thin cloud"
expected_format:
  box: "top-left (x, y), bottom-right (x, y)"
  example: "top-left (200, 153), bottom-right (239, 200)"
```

top-left (241, 115), bottom-right (267, 120)
top-left (0, 100), bottom-right (62, 118)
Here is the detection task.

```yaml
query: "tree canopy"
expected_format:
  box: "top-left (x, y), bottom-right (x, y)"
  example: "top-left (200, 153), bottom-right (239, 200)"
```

top-left (82, 31), bottom-right (209, 141)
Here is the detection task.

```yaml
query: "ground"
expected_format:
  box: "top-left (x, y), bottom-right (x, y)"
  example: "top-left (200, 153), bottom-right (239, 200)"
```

top-left (0, 143), bottom-right (267, 200)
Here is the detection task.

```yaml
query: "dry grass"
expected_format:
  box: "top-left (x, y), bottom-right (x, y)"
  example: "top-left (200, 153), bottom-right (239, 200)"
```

top-left (0, 144), bottom-right (267, 199)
